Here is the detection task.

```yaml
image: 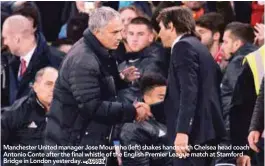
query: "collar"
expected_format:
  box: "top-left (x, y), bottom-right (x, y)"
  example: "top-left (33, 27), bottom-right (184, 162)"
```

top-left (20, 45), bottom-right (37, 67)
top-left (83, 29), bottom-right (110, 60)
top-left (171, 34), bottom-right (184, 51)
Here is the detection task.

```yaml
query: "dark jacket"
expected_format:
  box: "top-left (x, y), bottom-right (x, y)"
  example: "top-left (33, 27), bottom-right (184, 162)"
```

top-left (1, 52), bottom-right (11, 107)
top-left (117, 42), bottom-right (168, 104)
top-left (249, 78), bottom-right (264, 133)
top-left (1, 90), bottom-right (47, 166)
top-left (163, 35), bottom-right (226, 145)
top-left (120, 118), bottom-right (170, 166)
top-left (44, 29), bottom-right (136, 166)
top-left (230, 61), bottom-right (257, 154)
top-left (221, 43), bottom-right (258, 131)
top-left (8, 33), bottom-right (63, 106)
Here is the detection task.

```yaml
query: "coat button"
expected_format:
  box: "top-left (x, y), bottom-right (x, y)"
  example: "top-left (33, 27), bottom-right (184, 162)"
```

top-left (77, 135), bottom-right (80, 139)
top-left (106, 136), bottom-right (109, 140)
top-left (85, 132), bottom-right (88, 135)
top-left (108, 65), bottom-right (110, 68)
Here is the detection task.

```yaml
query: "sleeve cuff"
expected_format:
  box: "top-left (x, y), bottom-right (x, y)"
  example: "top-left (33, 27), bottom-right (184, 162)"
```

top-left (121, 104), bottom-right (136, 122)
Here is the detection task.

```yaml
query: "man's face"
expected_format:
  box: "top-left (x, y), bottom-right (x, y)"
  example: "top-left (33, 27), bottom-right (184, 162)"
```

top-left (95, 17), bottom-right (124, 50)
top-left (196, 26), bottom-right (214, 49)
top-left (2, 24), bottom-right (19, 55)
top-left (158, 21), bottom-right (174, 48)
top-left (120, 9), bottom-right (138, 27)
top-left (144, 86), bottom-right (166, 105)
top-left (126, 24), bottom-right (153, 52)
top-left (222, 30), bottom-right (238, 60)
top-left (120, 9), bottom-right (138, 39)
top-left (33, 69), bottom-right (58, 110)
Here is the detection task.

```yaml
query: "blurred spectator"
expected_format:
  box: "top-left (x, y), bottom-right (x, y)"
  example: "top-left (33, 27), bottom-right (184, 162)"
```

top-left (182, 1), bottom-right (206, 20)
top-left (117, 17), bottom-right (168, 104)
top-left (2, 15), bottom-right (63, 106)
top-left (12, 1), bottom-right (43, 32)
top-left (1, 67), bottom-right (58, 164)
top-left (221, 22), bottom-right (257, 133)
top-left (196, 12), bottom-right (225, 65)
top-left (120, 73), bottom-right (169, 166)
top-left (230, 45), bottom-right (265, 166)
top-left (119, 6), bottom-right (143, 39)
top-left (52, 13), bottom-right (88, 53)
top-left (35, 1), bottom-right (65, 42)
top-left (114, 6), bottom-right (144, 63)
top-left (248, 78), bottom-right (264, 166)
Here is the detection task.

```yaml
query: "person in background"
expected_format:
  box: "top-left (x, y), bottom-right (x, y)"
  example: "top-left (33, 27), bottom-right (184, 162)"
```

top-left (157, 6), bottom-right (226, 166)
top-left (196, 12), bottom-right (226, 68)
top-left (2, 15), bottom-right (63, 107)
top-left (113, 6), bottom-right (144, 64)
top-left (52, 13), bottom-right (88, 53)
top-left (120, 73), bottom-right (169, 166)
top-left (248, 78), bottom-right (264, 166)
top-left (221, 22), bottom-right (257, 136)
top-left (230, 45), bottom-right (265, 166)
top-left (1, 67), bottom-right (58, 166)
top-left (117, 17), bottom-right (167, 104)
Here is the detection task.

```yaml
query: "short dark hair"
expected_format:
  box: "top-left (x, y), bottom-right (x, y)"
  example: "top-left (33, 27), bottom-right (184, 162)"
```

top-left (196, 12), bottom-right (225, 42)
top-left (129, 17), bottom-right (153, 32)
top-left (140, 73), bottom-right (167, 95)
top-left (157, 6), bottom-right (197, 35)
top-left (67, 13), bottom-right (88, 43)
top-left (225, 22), bottom-right (255, 43)
top-left (12, 2), bottom-right (40, 29)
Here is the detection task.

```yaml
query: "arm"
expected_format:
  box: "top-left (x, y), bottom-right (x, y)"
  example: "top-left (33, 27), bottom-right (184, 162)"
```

top-left (172, 42), bottom-right (199, 134)
top-left (1, 106), bottom-right (21, 144)
top-left (249, 78), bottom-right (264, 132)
top-left (69, 62), bottom-right (136, 125)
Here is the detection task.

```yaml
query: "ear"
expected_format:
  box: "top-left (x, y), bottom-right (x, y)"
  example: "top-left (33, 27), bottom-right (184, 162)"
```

top-left (148, 32), bottom-right (155, 42)
top-left (233, 39), bottom-right (243, 51)
top-left (167, 22), bottom-right (175, 32)
top-left (32, 82), bottom-right (37, 92)
top-left (213, 32), bottom-right (220, 41)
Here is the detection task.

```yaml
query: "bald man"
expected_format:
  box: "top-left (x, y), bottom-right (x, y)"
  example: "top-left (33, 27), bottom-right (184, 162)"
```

top-left (1, 67), bottom-right (58, 166)
top-left (2, 15), bottom-right (63, 106)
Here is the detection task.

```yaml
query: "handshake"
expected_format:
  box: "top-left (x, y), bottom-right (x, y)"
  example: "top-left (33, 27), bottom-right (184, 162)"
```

top-left (133, 102), bottom-right (153, 122)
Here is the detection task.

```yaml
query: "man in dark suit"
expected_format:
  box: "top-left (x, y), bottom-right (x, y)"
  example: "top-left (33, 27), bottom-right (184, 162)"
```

top-left (2, 15), bottom-right (63, 107)
top-left (156, 7), bottom-right (226, 165)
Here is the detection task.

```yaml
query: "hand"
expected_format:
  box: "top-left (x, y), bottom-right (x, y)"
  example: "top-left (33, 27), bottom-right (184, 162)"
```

top-left (120, 66), bottom-right (140, 82)
top-left (174, 133), bottom-right (189, 158)
top-left (134, 102), bottom-right (152, 122)
top-left (236, 155), bottom-right (251, 166)
top-left (254, 23), bottom-right (265, 46)
top-left (248, 130), bottom-right (260, 152)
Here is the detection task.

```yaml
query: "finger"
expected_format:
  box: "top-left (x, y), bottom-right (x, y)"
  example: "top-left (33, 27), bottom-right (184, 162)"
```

top-left (247, 158), bottom-right (251, 166)
top-left (250, 143), bottom-right (259, 153)
top-left (122, 66), bottom-right (136, 73)
top-left (254, 134), bottom-right (259, 143)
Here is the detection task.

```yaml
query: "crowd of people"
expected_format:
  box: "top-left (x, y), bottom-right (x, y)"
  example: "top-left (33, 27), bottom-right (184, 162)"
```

top-left (1, 1), bottom-right (264, 166)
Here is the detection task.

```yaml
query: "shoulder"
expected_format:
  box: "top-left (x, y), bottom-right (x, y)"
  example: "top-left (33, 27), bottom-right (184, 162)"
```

top-left (1, 95), bottom-right (31, 118)
top-left (61, 39), bottom-right (100, 74)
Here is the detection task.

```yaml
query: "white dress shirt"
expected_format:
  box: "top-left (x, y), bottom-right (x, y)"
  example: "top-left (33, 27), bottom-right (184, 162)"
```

top-left (18, 46), bottom-right (36, 78)
top-left (171, 35), bottom-right (184, 54)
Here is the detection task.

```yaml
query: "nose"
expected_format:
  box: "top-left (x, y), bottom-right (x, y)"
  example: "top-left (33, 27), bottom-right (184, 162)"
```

top-left (117, 31), bottom-right (122, 41)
